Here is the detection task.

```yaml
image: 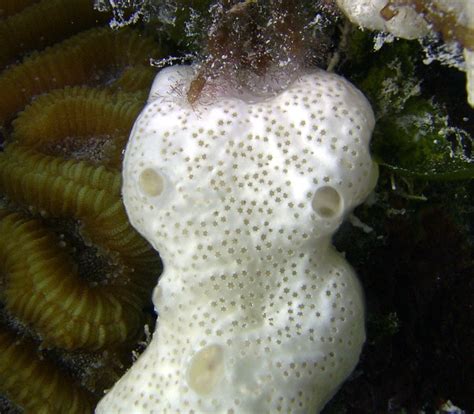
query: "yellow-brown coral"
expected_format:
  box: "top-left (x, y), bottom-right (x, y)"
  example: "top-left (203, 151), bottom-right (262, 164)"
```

top-left (0, 1), bottom-right (163, 412)
top-left (0, 325), bottom-right (96, 414)
top-left (11, 87), bottom-right (146, 168)
top-left (0, 0), bottom-right (39, 18)
top-left (0, 185), bottom-right (151, 350)
top-left (0, 0), bottom-right (110, 67)
top-left (0, 25), bottom-right (158, 127)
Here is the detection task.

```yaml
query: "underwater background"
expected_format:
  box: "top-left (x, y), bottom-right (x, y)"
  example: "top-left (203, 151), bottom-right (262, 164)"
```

top-left (0, 1), bottom-right (472, 413)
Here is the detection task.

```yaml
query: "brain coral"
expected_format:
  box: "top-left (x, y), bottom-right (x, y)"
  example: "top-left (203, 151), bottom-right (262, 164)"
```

top-left (0, 0), bottom-right (164, 411)
top-left (0, 0), bottom-right (110, 67)
top-left (96, 65), bottom-right (378, 413)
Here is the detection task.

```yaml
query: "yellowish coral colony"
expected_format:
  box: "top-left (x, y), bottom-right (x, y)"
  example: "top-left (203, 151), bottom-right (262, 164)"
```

top-left (0, 0), bottom-right (163, 412)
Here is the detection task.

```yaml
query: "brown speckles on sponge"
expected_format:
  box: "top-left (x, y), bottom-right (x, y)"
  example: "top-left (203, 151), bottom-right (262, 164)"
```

top-left (97, 66), bottom-right (377, 413)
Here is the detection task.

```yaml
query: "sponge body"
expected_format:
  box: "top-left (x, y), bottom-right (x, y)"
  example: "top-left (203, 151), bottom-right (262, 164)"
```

top-left (96, 66), bottom-right (377, 413)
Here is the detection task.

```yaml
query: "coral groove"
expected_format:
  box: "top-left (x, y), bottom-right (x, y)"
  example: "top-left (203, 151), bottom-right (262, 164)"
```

top-left (0, 0), bottom-right (39, 18)
top-left (0, 0), bottom-right (110, 67)
top-left (11, 87), bottom-right (146, 168)
top-left (0, 326), bottom-right (96, 413)
top-left (0, 1), bottom-right (163, 411)
top-left (0, 26), bottom-right (160, 127)
top-left (0, 209), bottom-right (147, 350)
top-left (0, 146), bottom-right (159, 300)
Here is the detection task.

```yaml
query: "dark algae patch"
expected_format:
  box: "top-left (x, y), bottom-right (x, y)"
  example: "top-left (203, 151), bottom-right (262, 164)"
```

top-left (326, 23), bottom-right (473, 411)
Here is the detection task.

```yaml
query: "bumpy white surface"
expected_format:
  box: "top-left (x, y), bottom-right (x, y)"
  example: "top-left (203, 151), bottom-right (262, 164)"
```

top-left (336, 0), bottom-right (474, 107)
top-left (335, 0), bottom-right (428, 39)
top-left (464, 0), bottom-right (474, 107)
top-left (466, 50), bottom-right (474, 107)
top-left (96, 66), bottom-right (378, 414)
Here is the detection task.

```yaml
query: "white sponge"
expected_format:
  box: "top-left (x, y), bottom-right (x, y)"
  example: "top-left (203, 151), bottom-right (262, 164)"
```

top-left (96, 66), bottom-right (378, 414)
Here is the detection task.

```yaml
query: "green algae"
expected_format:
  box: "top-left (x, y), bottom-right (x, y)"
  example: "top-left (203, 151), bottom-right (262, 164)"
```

top-left (343, 30), bottom-right (473, 181)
